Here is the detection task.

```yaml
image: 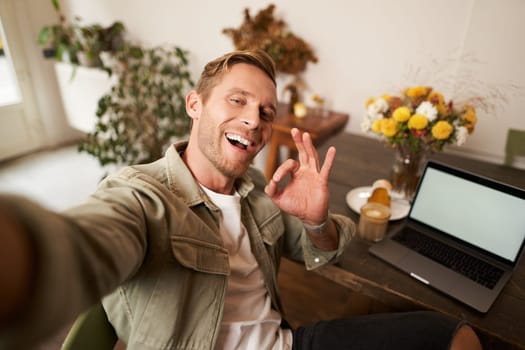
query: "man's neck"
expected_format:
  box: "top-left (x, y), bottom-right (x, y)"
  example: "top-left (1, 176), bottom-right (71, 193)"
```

top-left (181, 147), bottom-right (236, 195)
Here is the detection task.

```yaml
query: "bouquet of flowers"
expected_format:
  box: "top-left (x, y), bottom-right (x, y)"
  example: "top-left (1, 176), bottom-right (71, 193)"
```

top-left (361, 86), bottom-right (478, 153)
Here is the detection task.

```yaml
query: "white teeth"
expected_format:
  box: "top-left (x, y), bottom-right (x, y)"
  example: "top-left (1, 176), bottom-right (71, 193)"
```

top-left (226, 133), bottom-right (251, 146)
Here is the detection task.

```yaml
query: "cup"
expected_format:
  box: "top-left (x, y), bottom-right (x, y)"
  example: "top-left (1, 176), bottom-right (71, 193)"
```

top-left (358, 202), bottom-right (391, 242)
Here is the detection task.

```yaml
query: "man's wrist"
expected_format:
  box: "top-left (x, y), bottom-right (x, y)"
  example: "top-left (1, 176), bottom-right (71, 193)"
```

top-left (303, 219), bottom-right (328, 234)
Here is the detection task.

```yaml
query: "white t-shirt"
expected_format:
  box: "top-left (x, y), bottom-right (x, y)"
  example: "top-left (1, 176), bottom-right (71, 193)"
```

top-left (200, 186), bottom-right (292, 350)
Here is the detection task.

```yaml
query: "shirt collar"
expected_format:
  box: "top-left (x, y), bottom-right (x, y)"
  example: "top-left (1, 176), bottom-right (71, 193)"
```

top-left (165, 142), bottom-right (255, 207)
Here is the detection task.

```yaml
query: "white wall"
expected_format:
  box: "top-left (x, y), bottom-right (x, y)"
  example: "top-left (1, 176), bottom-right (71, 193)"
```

top-left (21, 0), bottom-right (525, 164)
top-left (13, 0), bottom-right (81, 146)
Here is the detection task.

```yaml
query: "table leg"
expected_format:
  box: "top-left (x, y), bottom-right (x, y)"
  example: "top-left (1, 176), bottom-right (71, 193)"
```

top-left (265, 135), bottom-right (281, 180)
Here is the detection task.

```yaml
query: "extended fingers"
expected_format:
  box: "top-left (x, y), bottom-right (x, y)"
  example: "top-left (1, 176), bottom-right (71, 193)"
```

top-left (291, 128), bottom-right (320, 170)
top-left (302, 131), bottom-right (320, 170)
top-left (320, 146), bottom-right (336, 179)
top-left (291, 128), bottom-right (307, 165)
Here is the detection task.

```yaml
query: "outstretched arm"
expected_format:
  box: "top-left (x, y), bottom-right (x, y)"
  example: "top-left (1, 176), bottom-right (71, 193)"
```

top-left (264, 128), bottom-right (339, 250)
top-left (0, 203), bottom-right (34, 327)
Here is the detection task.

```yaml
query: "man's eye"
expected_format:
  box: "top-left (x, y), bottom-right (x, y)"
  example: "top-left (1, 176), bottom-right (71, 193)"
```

top-left (261, 109), bottom-right (275, 122)
top-left (230, 97), bottom-right (244, 105)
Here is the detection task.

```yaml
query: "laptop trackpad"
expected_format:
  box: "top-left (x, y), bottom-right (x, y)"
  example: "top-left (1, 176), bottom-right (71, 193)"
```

top-left (398, 252), bottom-right (462, 290)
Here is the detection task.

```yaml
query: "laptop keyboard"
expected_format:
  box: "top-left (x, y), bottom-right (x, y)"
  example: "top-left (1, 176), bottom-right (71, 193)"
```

top-left (393, 228), bottom-right (504, 289)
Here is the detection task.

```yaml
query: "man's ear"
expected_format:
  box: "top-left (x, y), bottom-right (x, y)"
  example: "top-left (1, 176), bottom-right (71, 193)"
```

top-left (185, 90), bottom-right (201, 120)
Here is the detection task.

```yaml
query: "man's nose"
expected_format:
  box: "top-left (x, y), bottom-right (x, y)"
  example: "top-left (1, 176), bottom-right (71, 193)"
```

top-left (240, 106), bottom-right (261, 129)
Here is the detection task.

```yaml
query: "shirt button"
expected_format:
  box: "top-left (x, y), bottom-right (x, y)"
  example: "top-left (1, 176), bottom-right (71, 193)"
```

top-left (314, 257), bottom-right (320, 263)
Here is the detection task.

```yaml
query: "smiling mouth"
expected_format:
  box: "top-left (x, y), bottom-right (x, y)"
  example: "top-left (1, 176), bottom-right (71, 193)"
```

top-left (226, 133), bottom-right (252, 150)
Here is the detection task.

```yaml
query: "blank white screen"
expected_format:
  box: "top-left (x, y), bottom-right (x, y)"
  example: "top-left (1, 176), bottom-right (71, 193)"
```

top-left (410, 167), bottom-right (525, 262)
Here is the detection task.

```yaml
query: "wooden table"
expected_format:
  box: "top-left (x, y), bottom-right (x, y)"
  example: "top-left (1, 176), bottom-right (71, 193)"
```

top-left (316, 132), bottom-right (525, 350)
top-left (265, 103), bottom-right (349, 179)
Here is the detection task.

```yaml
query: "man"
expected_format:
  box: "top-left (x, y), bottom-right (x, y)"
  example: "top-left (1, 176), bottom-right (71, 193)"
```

top-left (0, 50), bottom-right (481, 349)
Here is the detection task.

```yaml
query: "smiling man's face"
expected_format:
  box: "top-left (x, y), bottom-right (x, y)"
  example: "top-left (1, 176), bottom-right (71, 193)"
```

top-left (186, 63), bottom-right (277, 183)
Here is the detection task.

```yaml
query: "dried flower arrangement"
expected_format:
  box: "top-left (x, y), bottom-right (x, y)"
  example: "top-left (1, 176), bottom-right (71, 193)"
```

top-left (222, 4), bottom-right (318, 75)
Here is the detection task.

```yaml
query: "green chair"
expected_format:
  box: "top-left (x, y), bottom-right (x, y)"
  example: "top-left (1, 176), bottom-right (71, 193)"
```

top-left (504, 128), bottom-right (525, 167)
top-left (61, 303), bottom-right (118, 350)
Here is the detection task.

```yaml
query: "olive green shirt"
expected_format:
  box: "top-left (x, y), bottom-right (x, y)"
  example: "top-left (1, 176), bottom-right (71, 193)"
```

top-left (1, 142), bottom-right (355, 349)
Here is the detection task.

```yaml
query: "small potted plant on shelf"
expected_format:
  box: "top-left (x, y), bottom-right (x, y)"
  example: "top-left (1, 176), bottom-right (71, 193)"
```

top-left (37, 0), bottom-right (128, 133)
top-left (37, 0), bottom-right (125, 68)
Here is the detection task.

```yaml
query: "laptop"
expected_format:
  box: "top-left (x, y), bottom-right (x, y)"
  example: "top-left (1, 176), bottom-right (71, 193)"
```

top-left (369, 160), bottom-right (525, 313)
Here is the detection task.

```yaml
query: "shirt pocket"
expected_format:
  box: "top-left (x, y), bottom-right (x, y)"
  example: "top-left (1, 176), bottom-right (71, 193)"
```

top-left (170, 235), bottom-right (230, 276)
top-left (259, 212), bottom-right (285, 246)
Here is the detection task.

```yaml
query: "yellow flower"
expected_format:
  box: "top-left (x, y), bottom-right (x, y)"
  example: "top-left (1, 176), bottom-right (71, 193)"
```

top-left (363, 86), bottom-right (479, 152)
top-left (427, 91), bottom-right (448, 115)
top-left (365, 97), bottom-right (375, 107)
top-left (312, 94), bottom-right (325, 106)
top-left (431, 121), bottom-right (453, 140)
top-left (407, 114), bottom-right (428, 130)
top-left (404, 86), bottom-right (431, 99)
top-left (381, 118), bottom-right (398, 137)
top-left (392, 106), bottom-right (411, 122)
top-left (463, 105), bottom-right (477, 133)
top-left (371, 119), bottom-right (382, 133)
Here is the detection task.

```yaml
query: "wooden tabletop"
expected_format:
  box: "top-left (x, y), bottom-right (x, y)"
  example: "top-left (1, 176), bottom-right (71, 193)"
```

top-left (265, 103), bottom-right (349, 179)
top-left (272, 103), bottom-right (349, 137)
top-left (315, 131), bottom-right (525, 349)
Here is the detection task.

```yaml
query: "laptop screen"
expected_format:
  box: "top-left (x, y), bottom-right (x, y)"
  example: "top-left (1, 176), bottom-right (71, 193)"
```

top-left (409, 162), bottom-right (525, 263)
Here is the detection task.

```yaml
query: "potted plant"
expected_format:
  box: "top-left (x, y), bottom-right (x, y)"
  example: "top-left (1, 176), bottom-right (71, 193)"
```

top-left (223, 4), bottom-right (318, 109)
top-left (37, 0), bottom-right (126, 68)
top-left (38, 0), bottom-right (195, 167)
top-left (37, 0), bottom-right (128, 133)
top-left (78, 45), bottom-right (194, 166)
top-left (222, 4), bottom-right (317, 75)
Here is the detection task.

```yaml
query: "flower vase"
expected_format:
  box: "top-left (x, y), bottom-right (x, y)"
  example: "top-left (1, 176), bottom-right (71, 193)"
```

top-left (390, 146), bottom-right (428, 202)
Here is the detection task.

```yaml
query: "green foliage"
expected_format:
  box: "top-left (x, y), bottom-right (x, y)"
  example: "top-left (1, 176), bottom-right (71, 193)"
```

top-left (37, 0), bottom-right (125, 67)
top-left (39, 1), bottom-right (194, 166)
top-left (78, 46), bottom-right (194, 166)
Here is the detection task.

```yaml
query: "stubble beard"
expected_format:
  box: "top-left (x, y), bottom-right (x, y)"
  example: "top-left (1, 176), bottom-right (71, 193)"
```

top-left (197, 107), bottom-right (264, 179)
top-left (199, 128), bottom-right (254, 179)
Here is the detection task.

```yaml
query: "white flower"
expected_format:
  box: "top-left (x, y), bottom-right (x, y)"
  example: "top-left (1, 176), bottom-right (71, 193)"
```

top-left (367, 98), bottom-right (388, 119)
top-left (360, 117), bottom-right (372, 132)
top-left (415, 101), bottom-right (438, 122)
top-left (455, 126), bottom-right (468, 146)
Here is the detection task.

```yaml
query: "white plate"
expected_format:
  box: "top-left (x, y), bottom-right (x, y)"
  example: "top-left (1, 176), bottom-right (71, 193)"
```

top-left (345, 186), bottom-right (411, 221)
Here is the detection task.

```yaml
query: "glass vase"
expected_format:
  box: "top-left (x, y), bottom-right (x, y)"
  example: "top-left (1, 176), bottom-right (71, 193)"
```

top-left (390, 145), bottom-right (428, 202)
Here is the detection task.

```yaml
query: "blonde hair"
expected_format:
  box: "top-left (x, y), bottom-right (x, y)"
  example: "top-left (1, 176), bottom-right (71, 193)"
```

top-left (195, 49), bottom-right (276, 103)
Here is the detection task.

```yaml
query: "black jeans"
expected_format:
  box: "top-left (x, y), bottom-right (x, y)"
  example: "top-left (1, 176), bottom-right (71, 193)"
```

top-left (292, 311), bottom-right (464, 350)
